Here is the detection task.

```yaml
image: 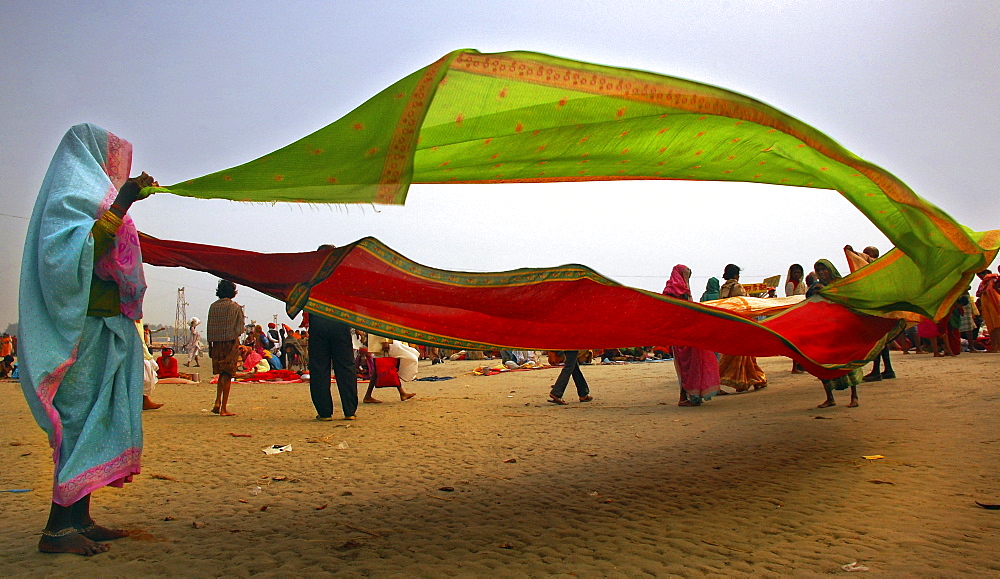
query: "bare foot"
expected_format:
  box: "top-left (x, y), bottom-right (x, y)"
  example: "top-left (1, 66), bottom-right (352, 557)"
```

top-left (791, 369), bottom-right (804, 374)
top-left (363, 397), bottom-right (382, 404)
top-left (400, 392), bottom-right (416, 401)
top-left (79, 523), bottom-right (128, 541)
top-left (211, 405), bottom-right (221, 414)
top-left (677, 399), bottom-right (700, 407)
top-left (142, 397), bottom-right (163, 410)
top-left (219, 410), bottom-right (236, 417)
top-left (39, 531), bottom-right (110, 556)
top-left (579, 395), bottom-right (594, 402)
top-left (848, 398), bottom-right (859, 408)
top-left (817, 400), bottom-right (836, 408)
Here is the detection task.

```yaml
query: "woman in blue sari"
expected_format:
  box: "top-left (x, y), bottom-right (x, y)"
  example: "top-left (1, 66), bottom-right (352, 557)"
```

top-left (20, 124), bottom-right (154, 555)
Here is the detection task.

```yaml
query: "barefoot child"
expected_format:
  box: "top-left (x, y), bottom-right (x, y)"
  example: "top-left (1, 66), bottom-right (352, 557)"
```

top-left (207, 280), bottom-right (245, 417)
top-left (809, 259), bottom-right (863, 408)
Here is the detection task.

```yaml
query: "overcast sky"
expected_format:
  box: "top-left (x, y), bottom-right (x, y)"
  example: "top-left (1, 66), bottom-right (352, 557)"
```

top-left (2, 1), bottom-right (997, 332)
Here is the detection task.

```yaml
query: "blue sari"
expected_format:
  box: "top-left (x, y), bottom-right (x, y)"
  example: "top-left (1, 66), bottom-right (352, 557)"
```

top-left (19, 124), bottom-right (146, 506)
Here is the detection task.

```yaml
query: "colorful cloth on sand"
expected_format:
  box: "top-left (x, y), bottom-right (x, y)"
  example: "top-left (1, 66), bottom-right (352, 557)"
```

top-left (238, 369), bottom-right (303, 383)
top-left (19, 124), bottom-right (143, 506)
top-left (150, 49), bottom-right (999, 322)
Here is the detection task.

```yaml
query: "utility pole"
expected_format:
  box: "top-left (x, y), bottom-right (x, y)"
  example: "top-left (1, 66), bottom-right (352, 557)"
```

top-left (173, 288), bottom-right (189, 350)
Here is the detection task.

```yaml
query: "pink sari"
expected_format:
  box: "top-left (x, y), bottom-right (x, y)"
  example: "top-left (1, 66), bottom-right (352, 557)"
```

top-left (663, 265), bottom-right (720, 402)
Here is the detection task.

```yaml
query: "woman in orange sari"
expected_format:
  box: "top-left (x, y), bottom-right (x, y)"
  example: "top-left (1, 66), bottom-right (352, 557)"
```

top-left (716, 264), bottom-right (768, 392)
top-left (976, 270), bottom-right (1000, 352)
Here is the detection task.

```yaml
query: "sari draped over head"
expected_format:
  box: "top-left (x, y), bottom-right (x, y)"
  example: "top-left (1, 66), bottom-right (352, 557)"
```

top-left (807, 259), bottom-right (842, 297)
top-left (662, 264), bottom-right (692, 300)
top-left (716, 272), bottom-right (766, 391)
top-left (19, 124), bottom-right (145, 506)
top-left (808, 258), bottom-right (864, 390)
top-left (700, 277), bottom-right (721, 303)
top-left (663, 265), bottom-right (720, 403)
top-left (785, 265), bottom-right (806, 297)
top-left (977, 273), bottom-right (1000, 349)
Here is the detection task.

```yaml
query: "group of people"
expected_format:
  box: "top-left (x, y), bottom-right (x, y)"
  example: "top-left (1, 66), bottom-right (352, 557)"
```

top-left (198, 277), bottom-right (421, 420)
top-left (0, 332), bottom-right (15, 379)
top-left (13, 125), bottom-right (999, 558)
top-left (894, 269), bottom-right (998, 356)
top-left (547, 252), bottom-right (953, 411)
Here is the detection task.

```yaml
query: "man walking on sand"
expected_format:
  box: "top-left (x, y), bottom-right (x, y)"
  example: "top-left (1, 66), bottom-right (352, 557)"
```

top-left (547, 350), bottom-right (594, 405)
top-left (207, 279), bottom-right (244, 416)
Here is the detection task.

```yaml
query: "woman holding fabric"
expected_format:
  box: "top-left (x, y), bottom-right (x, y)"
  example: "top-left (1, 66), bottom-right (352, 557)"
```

top-left (785, 263), bottom-right (808, 373)
top-left (716, 264), bottom-right (768, 392)
top-left (19, 124), bottom-right (154, 555)
top-left (976, 270), bottom-right (1000, 352)
top-left (784, 264), bottom-right (807, 297)
top-left (809, 259), bottom-right (864, 408)
top-left (662, 265), bottom-right (720, 406)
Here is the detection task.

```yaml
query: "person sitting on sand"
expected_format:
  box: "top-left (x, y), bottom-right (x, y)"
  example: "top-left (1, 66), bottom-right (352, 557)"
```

top-left (364, 333), bottom-right (417, 403)
top-left (155, 347), bottom-right (180, 379)
top-left (0, 355), bottom-right (14, 379)
top-left (809, 259), bottom-right (863, 408)
top-left (917, 316), bottom-right (955, 357)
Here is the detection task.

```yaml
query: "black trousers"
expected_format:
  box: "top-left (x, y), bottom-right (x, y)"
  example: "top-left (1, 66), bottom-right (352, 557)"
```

top-left (551, 350), bottom-right (590, 398)
top-left (308, 315), bottom-right (358, 418)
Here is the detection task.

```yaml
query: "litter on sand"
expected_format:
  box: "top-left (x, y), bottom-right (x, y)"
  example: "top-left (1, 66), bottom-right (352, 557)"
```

top-left (841, 561), bottom-right (870, 572)
top-left (262, 444), bottom-right (292, 455)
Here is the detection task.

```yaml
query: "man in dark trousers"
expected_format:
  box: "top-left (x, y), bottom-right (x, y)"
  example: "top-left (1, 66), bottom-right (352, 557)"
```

top-left (547, 350), bottom-right (594, 405)
top-left (306, 312), bottom-right (359, 420)
top-left (306, 244), bottom-right (359, 421)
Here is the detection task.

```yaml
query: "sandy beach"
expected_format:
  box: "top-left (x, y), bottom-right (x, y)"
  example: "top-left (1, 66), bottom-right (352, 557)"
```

top-left (1, 352), bottom-right (998, 576)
